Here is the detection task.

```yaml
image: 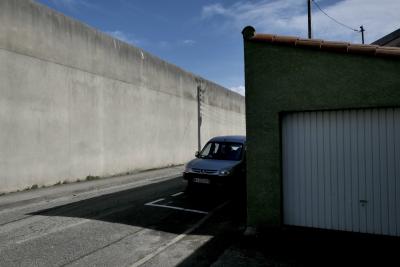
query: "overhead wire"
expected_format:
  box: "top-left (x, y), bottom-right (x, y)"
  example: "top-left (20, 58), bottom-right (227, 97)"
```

top-left (311, 0), bottom-right (360, 33)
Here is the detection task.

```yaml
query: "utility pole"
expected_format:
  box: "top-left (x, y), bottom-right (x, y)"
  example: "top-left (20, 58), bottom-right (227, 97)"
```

top-left (308, 0), bottom-right (312, 39)
top-left (360, 25), bottom-right (365, 44)
top-left (197, 84), bottom-right (202, 152)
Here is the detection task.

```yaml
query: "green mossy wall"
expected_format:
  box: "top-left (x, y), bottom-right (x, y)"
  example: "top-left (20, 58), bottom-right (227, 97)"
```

top-left (244, 41), bottom-right (400, 229)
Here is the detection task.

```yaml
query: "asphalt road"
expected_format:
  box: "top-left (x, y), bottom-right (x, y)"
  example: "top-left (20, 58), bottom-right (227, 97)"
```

top-left (0, 167), bottom-right (244, 267)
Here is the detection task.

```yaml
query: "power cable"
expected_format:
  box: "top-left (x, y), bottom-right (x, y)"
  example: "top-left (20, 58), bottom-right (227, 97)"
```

top-left (312, 0), bottom-right (360, 32)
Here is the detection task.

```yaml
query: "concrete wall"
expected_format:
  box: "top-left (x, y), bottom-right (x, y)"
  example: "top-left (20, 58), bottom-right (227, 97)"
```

top-left (243, 33), bottom-right (400, 230)
top-left (0, 0), bottom-right (245, 193)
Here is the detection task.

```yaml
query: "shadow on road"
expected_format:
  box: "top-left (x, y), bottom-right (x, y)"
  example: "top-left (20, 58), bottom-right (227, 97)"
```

top-left (25, 177), bottom-right (400, 266)
top-left (213, 226), bottom-right (400, 267)
top-left (29, 177), bottom-right (246, 235)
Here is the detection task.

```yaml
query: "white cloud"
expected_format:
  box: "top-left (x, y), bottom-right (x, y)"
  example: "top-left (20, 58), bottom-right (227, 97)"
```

top-left (202, 3), bottom-right (230, 18)
top-left (202, 0), bottom-right (400, 44)
top-left (202, 0), bottom-right (305, 28)
top-left (105, 31), bottom-right (195, 50)
top-left (158, 39), bottom-right (197, 48)
top-left (230, 85), bottom-right (245, 96)
top-left (182, 39), bottom-right (196, 46)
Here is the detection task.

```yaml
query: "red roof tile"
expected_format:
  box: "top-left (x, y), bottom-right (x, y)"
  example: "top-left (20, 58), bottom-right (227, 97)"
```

top-left (242, 26), bottom-right (400, 59)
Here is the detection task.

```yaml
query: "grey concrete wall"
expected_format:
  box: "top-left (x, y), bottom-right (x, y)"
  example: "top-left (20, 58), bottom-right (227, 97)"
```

top-left (0, 0), bottom-right (245, 193)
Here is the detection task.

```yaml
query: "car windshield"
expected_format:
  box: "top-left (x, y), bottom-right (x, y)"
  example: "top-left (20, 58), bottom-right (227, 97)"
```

top-left (198, 142), bottom-right (243, 161)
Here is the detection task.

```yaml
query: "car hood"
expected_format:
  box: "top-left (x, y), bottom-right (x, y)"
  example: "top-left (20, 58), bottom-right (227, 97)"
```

top-left (187, 158), bottom-right (241, 171)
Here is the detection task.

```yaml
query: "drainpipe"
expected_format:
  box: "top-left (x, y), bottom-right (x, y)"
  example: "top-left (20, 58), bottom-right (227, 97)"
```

top-left (197, 84), bottom-right (202, 152)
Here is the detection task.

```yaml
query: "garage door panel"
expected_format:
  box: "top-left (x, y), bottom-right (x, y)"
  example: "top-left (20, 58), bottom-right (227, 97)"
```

top-left (360, 110), bottom-right (369, 232)
top-left (322, 112), bottom-right (331, 229)
top-left (349, 110), bottom-right (360, 232)
top-left (343, 111), bottom-right (353, 231)
top-left (364, 109), bottom-right (375, 234)
top-left (371, 110), bottom-right (382, 234)
top-left (378, 109), bottom-right (390, 235)
top-left (336, 110), bottom-right (346, 231)
top-left (357, 110), bottom-right (368, 233)
top-left (297, 113), bottom-right (307, 226)
top-left (304, 113), bottom-right (313, 227)
top-left (310, 112), bottom-right (319, 228)
top-left (386, 108), bottom-right (397, 236)
top-left (291, 113), bottom-right (300, 225)
top-left (316, 111), bottom-right (326, 228)
top-left (282, 108), bottom-right (400, 237)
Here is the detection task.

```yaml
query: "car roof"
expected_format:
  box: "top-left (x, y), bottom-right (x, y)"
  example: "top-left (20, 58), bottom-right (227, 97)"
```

top-left (208, 135), bottom-right (246, 144)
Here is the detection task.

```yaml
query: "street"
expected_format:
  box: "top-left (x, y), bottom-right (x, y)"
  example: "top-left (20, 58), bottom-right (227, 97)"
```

top-left (0, 167), bottom-right (243, 267)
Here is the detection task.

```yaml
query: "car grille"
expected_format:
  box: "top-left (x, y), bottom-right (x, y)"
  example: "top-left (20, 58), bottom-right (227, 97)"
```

top-left (192, 168), bottom-right (218, 175)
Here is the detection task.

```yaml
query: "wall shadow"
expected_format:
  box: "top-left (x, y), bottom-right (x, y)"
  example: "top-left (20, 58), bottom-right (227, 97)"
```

top-left (29, 178), bottom-right (246, 235)
top-left (240, 226), bottom-right (399, 266)
top-left (177, 225), bottom-right (400, 266)
top-left (26, 176), bottom-right (400, 266)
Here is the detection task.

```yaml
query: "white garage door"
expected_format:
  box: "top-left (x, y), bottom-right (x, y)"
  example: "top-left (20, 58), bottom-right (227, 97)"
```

top-left (282, 108), bottom-right (400, 236)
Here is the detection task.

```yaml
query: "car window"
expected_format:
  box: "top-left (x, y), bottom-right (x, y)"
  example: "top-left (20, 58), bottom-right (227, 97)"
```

top-left (199, 142), bottom-right (243, 161)
top-left (213, 143), bottom-right (219, 154)
top-left (201, 143), bottom-right (212, 156)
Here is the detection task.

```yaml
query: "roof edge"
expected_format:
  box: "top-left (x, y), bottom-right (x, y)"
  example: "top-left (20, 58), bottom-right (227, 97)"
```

top-left (372, 28), bottom-right (400, 46)
top-left (242, 26), bottom-right (400, 59)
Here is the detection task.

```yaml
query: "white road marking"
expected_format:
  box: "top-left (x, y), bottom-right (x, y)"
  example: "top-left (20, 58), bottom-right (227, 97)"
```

top-left (131, 200), bottom-right (230, 267)
top-left (171, 192), bottom-right (184, 197)
top-left (144, 196), bottom-right (209, 215)
top-left (145, 198), bottom-right (164, 205)
top-left (145, 202), bottom-right (208, 215)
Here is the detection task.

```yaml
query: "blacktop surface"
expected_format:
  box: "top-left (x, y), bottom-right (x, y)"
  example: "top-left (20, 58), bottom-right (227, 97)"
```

top-left (1, 166), bottom-right (400, 267)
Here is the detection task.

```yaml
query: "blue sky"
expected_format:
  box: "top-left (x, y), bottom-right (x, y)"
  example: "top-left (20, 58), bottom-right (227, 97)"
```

top-left (35, 0), bottom-right (399, 95)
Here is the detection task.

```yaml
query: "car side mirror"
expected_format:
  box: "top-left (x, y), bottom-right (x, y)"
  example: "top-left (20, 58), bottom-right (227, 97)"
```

top-left (195, 151), bottom-right (200, 158)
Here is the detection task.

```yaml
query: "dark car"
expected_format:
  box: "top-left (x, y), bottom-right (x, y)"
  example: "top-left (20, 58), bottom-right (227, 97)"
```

top-left (183, 135), bottom-right (246, 192)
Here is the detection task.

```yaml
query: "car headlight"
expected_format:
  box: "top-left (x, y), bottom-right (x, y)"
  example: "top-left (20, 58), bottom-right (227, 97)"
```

top-left (219, 169), bottom-right (231, 176)
top-left (184, 166), bottom-right (193, 173)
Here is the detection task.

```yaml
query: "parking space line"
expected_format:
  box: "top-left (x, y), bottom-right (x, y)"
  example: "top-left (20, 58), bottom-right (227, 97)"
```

top-left (171, 192), bottom-right (184, 197)
top-left (131, 200), bottom-right (230, 267)
top-left (145, 198), bottom-right (164, 205)
top-left (145, 202), bottom-right (208, 215)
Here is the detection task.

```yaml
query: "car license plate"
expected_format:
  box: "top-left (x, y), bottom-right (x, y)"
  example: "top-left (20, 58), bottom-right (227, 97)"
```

top-left (193, 178), bottom-right (210, 184)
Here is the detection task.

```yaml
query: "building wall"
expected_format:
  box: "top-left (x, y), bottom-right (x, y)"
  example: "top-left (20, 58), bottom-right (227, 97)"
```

top-left (244, 39), bottom-right (400, 230)
top-left (0, 0), bottom-right (245, 193)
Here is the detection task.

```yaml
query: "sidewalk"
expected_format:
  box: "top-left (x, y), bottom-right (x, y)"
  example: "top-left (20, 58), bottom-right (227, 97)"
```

top-left (0, 165), bottom-right (183, 211)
